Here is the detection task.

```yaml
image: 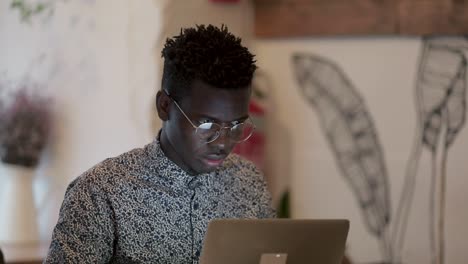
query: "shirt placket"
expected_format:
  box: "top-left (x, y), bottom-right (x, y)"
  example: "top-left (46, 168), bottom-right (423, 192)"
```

top-left (188, 177), bottom-right (201, 263)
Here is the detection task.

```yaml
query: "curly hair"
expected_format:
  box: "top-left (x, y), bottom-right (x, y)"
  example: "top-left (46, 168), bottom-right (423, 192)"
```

top-left (161, 24), bottom-right (257, 100)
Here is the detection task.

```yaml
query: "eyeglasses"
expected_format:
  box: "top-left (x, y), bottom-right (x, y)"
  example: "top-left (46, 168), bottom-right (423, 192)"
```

top-left (163, 90), bottom-right (255, 144)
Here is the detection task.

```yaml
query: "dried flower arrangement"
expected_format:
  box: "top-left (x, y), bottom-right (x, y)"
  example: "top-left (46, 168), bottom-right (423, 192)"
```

top-left (0, 84), bottom-right (52, 168)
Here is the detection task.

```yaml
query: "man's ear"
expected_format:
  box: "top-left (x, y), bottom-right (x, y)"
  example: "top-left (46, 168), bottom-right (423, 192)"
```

top-left (156, 90), bottom-right (170, 121)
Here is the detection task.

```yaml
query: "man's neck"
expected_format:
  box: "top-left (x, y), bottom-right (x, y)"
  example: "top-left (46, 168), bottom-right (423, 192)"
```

top-left (159, 130), bottom-right (197, 176)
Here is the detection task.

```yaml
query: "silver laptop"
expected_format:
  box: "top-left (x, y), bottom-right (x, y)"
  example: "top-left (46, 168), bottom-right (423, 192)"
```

top-left (200, 219), bottom-right (349, 264)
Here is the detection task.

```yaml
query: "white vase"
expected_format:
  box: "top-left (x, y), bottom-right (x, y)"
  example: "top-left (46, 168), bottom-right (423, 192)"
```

top-left (0, 163), bottom-right (39, 244)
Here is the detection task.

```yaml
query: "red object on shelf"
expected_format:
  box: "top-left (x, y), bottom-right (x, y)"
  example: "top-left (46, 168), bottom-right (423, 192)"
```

top-left (233, 100), bottom-right (266, 171)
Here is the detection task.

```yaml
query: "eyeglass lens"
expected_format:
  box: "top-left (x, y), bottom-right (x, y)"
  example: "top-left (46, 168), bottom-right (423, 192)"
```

top-left (196, 120), bottom-right (254, 143)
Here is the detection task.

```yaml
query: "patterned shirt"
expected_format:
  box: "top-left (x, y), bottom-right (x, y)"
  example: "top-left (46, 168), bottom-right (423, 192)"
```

top-left (44, 138), bottom-right (275, 264)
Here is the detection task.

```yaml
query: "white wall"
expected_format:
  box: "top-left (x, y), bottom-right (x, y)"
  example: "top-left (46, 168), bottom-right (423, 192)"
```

top-left (256, 37), bottom-right (468, 263)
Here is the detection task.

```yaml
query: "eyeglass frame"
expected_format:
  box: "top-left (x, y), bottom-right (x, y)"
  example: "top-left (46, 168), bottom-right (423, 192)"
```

top-left (162, 89), bottom-right (255, 144)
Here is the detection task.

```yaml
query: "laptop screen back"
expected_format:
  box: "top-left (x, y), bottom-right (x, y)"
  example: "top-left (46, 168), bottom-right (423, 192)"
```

top-left (200, 219), bottom-right (349, 264)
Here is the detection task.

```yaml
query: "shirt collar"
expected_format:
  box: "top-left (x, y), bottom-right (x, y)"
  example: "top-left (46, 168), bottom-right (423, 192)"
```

top-left (144, 136), bottom-right (217, 190)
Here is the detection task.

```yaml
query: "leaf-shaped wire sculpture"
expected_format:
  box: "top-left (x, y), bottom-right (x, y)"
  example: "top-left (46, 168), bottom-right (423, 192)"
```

top-left (392, 37), bottom-right (467, 264)
top-left (292, 53), bottom-right (392, 261)
top-left (420, 39), bottom-right (467, 150)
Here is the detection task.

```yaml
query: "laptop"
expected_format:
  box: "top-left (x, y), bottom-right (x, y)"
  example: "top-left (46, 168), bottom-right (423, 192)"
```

top-left (200, 219), bottom-right (349, 264)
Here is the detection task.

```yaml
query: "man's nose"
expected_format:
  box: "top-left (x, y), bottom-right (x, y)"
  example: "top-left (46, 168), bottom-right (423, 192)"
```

top-left (213, 128), bottom-right (232, 150)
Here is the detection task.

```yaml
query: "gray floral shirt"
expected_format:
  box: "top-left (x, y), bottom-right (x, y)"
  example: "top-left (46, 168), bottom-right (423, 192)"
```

top-left (44, 138), bottom-right (275, 264)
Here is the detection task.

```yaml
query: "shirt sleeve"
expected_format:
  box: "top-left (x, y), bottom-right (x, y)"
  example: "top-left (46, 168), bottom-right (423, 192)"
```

top-left (0, 246), bottom-right (4, 264)
top-left (255, 173), bottom-right (277, 219)
top-left (242, 160), bottom-right (277, 219)
top-left (44, 175), bottom-right (115, 263)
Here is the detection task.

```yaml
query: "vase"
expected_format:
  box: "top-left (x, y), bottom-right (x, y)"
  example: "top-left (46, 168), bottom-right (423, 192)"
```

top-left (0, 163), bottom-right (39, 244)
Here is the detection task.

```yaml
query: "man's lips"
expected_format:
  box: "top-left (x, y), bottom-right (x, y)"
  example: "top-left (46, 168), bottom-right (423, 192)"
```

top-left (203, 155), bottom-right (227, 166)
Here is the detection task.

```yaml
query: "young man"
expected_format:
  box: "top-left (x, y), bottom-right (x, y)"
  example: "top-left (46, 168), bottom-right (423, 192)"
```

top-left (45, 24), bottom-right (275, 263)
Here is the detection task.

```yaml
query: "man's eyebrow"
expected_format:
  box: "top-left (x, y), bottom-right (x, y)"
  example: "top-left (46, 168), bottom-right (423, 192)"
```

top-left (193, 114), bottom-right (249, 123)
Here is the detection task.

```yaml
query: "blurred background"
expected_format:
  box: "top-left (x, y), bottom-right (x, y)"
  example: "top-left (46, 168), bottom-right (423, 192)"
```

top-left (1, 1), bottom-right (468, 263)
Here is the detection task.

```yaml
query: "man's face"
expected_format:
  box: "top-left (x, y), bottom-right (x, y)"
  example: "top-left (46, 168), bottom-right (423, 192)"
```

top-left (160, 79), bottom-right (251, 175)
